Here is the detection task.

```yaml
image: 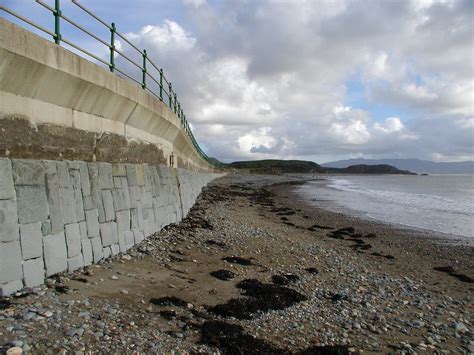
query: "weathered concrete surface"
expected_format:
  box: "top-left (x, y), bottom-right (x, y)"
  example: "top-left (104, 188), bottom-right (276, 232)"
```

top-left (0, 18), bottom-right (218, 172)
top-left (0, 158), bottom-right (222, 295)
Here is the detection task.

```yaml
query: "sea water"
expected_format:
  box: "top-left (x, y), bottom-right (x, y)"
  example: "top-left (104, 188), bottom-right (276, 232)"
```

top-left (296, 175), bottom-right (474, 239)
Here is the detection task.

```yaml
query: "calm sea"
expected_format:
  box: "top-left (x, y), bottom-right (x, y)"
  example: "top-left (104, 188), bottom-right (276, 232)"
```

top-left (295, 175), bottom-right (474, 240)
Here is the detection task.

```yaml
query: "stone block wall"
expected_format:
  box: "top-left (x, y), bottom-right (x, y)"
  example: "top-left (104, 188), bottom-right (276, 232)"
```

top-left (0, 158), bottom-right (220, 295)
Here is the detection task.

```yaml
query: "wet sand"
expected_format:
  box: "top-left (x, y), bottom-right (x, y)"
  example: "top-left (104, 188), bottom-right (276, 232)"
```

top-left (1, 173), bottom-right (473, 354)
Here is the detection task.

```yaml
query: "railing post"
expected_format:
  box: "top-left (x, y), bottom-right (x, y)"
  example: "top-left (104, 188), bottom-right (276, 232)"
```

top-left (54, 0), bottom-right (61, 44)
top-left (142, 49), bottom-right (147, 89)
top-left (177, 102), bottom-right (181, 120)
top-left (159, 69), bottom-right (163, 101)
top-left (109, 22), bottom-right (116, 72)
top-left (174, 93), bottom-right (177, 114)
top-left (168, 83), bottom-right (172, 108)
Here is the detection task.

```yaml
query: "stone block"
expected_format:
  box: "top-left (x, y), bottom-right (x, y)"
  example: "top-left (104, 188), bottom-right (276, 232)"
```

top-left (136, 165), bottom-right (145, 186)
top-left (43, 161), bottom-right (57, 174)
top-left (69, 169), bottom-right (81, 189)
top-left (16, 185), bottom-right (48, 224)
top-left (112, 164), bottom-right (126, 177)
top-left (90, 236), bottom-right (104, 263)
top-left (113, 176), bottom-right (122, 189)
top-left (126, 165), bottom-right (138, 186)
top-left (56, 161), bottom-right (71, 188)
top-left (130, 208), bottom-right (139, 230)
top-left (67, 254), bottom-right (84, 272)
top-left (12, 159), bottom-right (45, 186)
top-left (0, 240), bottom-right (23, 283)
top-left (102, 190), bottom-right (115, 221)
top-left (100, 221), bottom-right (117, 246)
top-left (23, 258), bottom-right (44, 287)
top-left (79, 221), bottom-right (88, 239)
top-left (78, 162), bottom-right (91, 197)
top-left (83, 195), bottom-right (93, 210)
top-left (112, 189), bottom-right (126, 211)
top-left (81, 238), bottom-right (93, 266)
top-left (74, 187), bottom-right (85, 222)
top-left (111, 244), bottom-right (120, 256)
top-left (103, 247), bottom-right (111, 259)
top-left (0, 199), bottom-right (20, 242)
top-left (0, 280), bottom-right (23, 296)
top-left (88, 164), bottom-right (105, 223)
top-left (85, 209), bottom-right (100, 238)
top-left (121, 177), bottom-right (131, 209)
top-left (43, 232), bottom-right (67, 276)
top-left (134, 230), bottom-right (144, 244)
top-left (98, 163), bottom-right (113, 189)
top-left (125, 230), bottom-right (135, 249)
top-left (19, 222), bottom-right (43, 260)
top-left (0, 159), bottom-right (15, 199)
top-left (65, 223), bottom-right (81, 257)
top-left (60, 188), bottom-right (77, 224)
top-left (129, 186), bottom-right (141, 209)
top-left (46, 173), bottom-right (64, 233)
top-left (41, 220), bottom-right (52, 236)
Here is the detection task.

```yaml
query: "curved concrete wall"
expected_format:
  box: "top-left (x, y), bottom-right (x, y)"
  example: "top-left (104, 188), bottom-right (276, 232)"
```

top-left (0, 18), bottom-right (215, 172)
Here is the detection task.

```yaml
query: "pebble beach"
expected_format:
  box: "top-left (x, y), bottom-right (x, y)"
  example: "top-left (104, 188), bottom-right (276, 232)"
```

top-left (1, 174), bottom-right (473, 354)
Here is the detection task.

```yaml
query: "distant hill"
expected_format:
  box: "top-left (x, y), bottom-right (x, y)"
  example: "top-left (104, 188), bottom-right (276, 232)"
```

top-left (228, 160), bottom-right (325, 174)
top-left (228, 160), bottom-right (415, 175)
top-left (322, 158), bottom-right (474, 174)
top-left (325, 164), bottom-right (416, 175)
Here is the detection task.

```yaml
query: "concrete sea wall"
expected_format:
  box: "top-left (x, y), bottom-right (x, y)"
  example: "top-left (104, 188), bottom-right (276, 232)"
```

top-left (0, 158), bottom-right (220, 296)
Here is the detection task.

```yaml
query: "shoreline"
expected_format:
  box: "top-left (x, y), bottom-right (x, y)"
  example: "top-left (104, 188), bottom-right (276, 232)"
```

top-left (1, 173), bottom-right (473, 353)
top-left (291, 174), bottom-right (473, 246)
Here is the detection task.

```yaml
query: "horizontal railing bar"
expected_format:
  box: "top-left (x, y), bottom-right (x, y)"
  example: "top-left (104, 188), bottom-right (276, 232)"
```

top-left (114, 47), bottom-right (142, 70)
top-left (35, 0), bottom-right (54, 13)
top-left (1, 6), bottom-right (55, 37)
top-left (71, 0), bottom-right (111, 30)
top-left (60, 13), bottom-right (110, 48)
top-left (114, 30), bottom-right (143, 56)
top-left (114, 67), bottom-right (143, 86)
top-left (146, 57), bottom-right (161, 74)
top-left (61, 37), bottom-right (110, 66)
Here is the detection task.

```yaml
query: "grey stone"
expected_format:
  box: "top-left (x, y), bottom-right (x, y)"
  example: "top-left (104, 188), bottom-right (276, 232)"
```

top-left (79, 221), bottom-right (88, 239)
top-left (23, 258), bottom-right (44, 287)
top-left (69, 168), bottom-right (81, 189)
top-left (100, 221), bottom-right (117, 246)
top-left (121, 177), bottom-right (131, 209)
top-left (85, 209), bottom-right (100, 238)
top-left (136, 165), bottom-right (145, 186)
top-left (65, 223), bottom-right (81, 257)
top-left (130, 208), bottom-right (139, 230)
top-left (12, 159), bottom-right (46, 185)
top-left (134, 230), bottom-right (144, 244)
top-left (43, 232), bottom-right (67, 276)
top-left (112, 164), bottom-right (126, 177)
top-left (60, 188), bottom-right (77, 224)
top-left (129, 186), bottom-right (141, 209)
top-left (67, 254), bottom-right (84, 272)
top-left (113, 176), bottom-right (122, 189)
top-left (0, 158), bottom-right (15, 199)
top-left (73, 187), bottom-right (85, 221)
top-left (43, 160), bottom-right (58, 174)
top-left (98, 163), bottom-right (113, 189)
top-left (0, 199), bottom-right (20, 242)
top-left (112, 189), bottom-right (126, 211)
top-left (110, 244), bottom-right (120, 256)
top-left (0, 240), bottom-right (23, 283)
top-left (126, 165), bottom-right (138, 186)
top-left (0, 280), bottom-right (23, 296)
top-left (81, 239), bottom-right (93, 266)
top-left (103, 246), bottom-right (111, 259)
top-left (19, 222), bottom-right (43, 260)
top-left (88, 164), bottom-right (105, 223)
top-left (125, 230), bottom-right (135, 249)
top-left (41, 220), bottom-right (52, 236)
top-left (16, 185), bottom-right (48, 224)
top-left (45, 173), bottom-right (64, 233)
top-left (90, 237), bottom-right (104, 263)
top-left (116, 210), bottom-right (130, 252)
top-left (56, 161), bottom-right (71, 188)
top-left (78, 162), bottom-right (91, 197)
top-left (83, 195), bottom-right (94, 210)
top-left (102, 190), bottom-right (115, 222)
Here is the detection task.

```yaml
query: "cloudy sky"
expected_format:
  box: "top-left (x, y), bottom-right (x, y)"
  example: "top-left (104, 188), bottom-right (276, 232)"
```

top-left (4, 0), bottom-right (473, 163)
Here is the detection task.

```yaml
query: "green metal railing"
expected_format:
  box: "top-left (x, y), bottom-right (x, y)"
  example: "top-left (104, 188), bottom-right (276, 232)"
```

top-left (1, 0), bottom-right (224, 169)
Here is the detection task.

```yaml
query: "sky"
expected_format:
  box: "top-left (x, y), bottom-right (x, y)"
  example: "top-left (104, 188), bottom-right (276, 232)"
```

top-left (3, 0), bottom-right (473, 163)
